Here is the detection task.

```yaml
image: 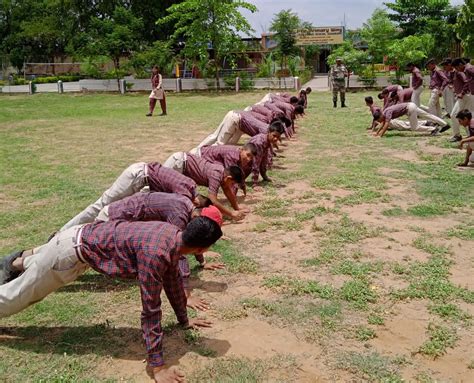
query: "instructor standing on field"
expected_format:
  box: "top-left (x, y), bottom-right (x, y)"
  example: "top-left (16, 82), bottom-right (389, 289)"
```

top-left (330, 57), bottom-right (348, 108)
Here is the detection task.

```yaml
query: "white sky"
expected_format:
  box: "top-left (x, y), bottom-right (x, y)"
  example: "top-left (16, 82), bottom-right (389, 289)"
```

top-left (241, 0), bottom-right (466, 35)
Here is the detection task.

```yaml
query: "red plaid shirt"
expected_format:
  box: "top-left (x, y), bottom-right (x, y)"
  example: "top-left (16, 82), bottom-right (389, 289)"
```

top-left (184, 154), bottom-right (224, 195)
top-left (248, 133), bottom-right (271, 183)
top-left (80, 220), bottom-right (188, 367)
top-left (238, 111), bottom-right (269, 136)
top-left (147, 162), bottom-right (197, 201)
top-left (199, 145), bottom-right (241, 169)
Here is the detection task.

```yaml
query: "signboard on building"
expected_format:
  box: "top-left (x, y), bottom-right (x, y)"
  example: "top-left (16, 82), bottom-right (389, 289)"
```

top-left (296, 26), bottom-right (344, 46)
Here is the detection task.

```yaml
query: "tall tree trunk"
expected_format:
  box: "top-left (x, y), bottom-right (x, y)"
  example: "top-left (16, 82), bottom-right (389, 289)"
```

top-left (215, 61), bottom-right (220, 90)
top-left (114, 57), bottom-right (120, 90)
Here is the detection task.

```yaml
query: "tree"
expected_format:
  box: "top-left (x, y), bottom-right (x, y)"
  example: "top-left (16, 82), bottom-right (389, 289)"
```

top-left (456, 0), bottom-right (474, 57)
top-left (386, 34), bottom-right (434, 82)
top-left (384, 0), bottom-right (459, 58)
top-left (159, 0), bottom-right (257, 88)
top-left (360, 9), bottom-right (398, 64)
top-left (269, 10), bottom-right (305, 71)
top-left (327, 41), bottom-right (369, 76)
top-left (76, 6), bottom-right (142, 86)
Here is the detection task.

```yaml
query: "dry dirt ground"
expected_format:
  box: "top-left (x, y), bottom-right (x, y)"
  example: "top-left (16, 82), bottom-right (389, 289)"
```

top-left (1, 91), bottom-right (473, 382)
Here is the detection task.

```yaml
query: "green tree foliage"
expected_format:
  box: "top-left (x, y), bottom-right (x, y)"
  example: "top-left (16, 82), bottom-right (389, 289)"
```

top-left (159, 0), bottom-right (257, 87)
top-left (387, 34), bottom-right (434, 80)
top-left (360, 9), bottom-right (398, 63)
top-left (455, 0), bottom-right (474, 57)
top-left (76, 6), bottom-right (142, 85)
top-left (384, 0), bottom-right (459, 58)
top-left (327, 41), bottom-right (369, 76)
top-left (128, 41), bottom-right (174, 78)
top-left (270, 9), bottom-right (304, 70)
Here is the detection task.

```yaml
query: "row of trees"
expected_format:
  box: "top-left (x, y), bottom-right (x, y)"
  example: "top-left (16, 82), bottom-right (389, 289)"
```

top-left (326, 0), bottom-right (473, 84)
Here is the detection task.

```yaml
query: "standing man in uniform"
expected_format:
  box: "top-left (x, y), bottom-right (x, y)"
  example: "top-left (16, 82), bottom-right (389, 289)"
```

top-left (441, 58), bottom-right (456, 118)
top-left (330, 58), bottom-right (348, 108)
top-left (450, 58), bottom-right (473, 142)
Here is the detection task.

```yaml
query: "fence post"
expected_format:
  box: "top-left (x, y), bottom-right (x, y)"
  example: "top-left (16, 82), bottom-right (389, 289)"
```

top-left (119, 79), bottom-right (126, 94)
top-left (176, 78), bottom-right (182, 93)
top-left (235, 77), bottom-right (241, 93)
top-left (294, 76), bottom-right (300, 90)
top-left (28, 81), bottom-right (35, 94)
top-left (57, 80), bottom-right (64, 94)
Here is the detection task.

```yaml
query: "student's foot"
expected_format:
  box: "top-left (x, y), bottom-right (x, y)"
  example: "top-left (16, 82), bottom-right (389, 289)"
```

top-left (146, 113), bottom-right (152, 117)
top-left (341, 103), bottom-right (347, 108)
top-left (0, 250), bottom-right (23, 284)
top-left (159, 112), bottom-right (167, 116)
top-left (448, 135), bottom-right (462, 142)
top-left (457, 162), bottom-right (469, 167)
top-left (430, 128), bottom-right (440, 136)
top-left (439, 124), bottom-right (451, 133)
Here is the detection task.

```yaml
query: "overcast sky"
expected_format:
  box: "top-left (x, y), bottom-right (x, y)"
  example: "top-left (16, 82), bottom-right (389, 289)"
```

top-left (241, 0), bottom-right (466, 35)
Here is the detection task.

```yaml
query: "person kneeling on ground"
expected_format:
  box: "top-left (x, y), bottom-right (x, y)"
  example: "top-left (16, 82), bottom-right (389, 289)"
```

top-left (456, 109), bottom-right (474, 167)
top-left (0, 216), bottom-right (222, 383)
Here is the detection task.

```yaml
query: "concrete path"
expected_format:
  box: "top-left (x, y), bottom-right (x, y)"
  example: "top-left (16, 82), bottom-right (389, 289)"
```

top-left (303, 75), bottom-right (330, 91)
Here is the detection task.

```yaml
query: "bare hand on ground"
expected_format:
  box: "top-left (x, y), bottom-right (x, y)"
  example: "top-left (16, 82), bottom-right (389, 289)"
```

top-left (202, 262), bottom-right (225, 271)
top-left (153, 366), bottom-right (185, 383)
top-left (231, 210), bottom-right (245, 220)
top-left (187, 296), bottom-right (211, 311)
top-left (186, 318), bottom-right (213, 329)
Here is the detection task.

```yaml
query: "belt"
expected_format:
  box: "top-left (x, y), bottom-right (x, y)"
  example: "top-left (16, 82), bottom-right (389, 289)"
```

top-left (143, 163), bottom-right (150, 187)
top-left (73, 226), bottom-right (86, 264)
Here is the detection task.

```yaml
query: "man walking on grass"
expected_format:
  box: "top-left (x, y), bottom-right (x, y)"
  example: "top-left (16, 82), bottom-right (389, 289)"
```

top-left (0, 216), bottom-right (222, 383)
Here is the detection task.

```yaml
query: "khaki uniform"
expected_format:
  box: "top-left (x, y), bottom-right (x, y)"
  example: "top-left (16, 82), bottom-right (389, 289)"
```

top-left (330, 63), bottom-right (348, 106)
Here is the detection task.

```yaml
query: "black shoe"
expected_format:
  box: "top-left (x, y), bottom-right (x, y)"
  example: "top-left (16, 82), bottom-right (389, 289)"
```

top-left (146, 113), bottom-right (152, 117)
top-left (439, 124), bottom-right (451, 133)
top-left (0, 250), bottom-right (23, 284)
top-left (333, 102), bottom-right (337, 108)
top-left (341, 103), bottom-right (347, 108)
top-left (448, 135), bottom-right (462, 142)
top-left (430, 128), bottom-right (440, 136)
top-left (159, 112), bottom-right (167, 116)
top-left (425, 121), bottom-right (436, 127)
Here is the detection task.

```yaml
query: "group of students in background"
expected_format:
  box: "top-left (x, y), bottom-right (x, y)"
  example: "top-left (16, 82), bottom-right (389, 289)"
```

top-left (0, 85), bottom-right (310, 382)
top-left (365, 57), bottom-right (474, 167)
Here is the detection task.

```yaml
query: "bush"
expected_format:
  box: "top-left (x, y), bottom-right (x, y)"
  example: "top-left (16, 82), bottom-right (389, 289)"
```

top-left (358, 65), bottom-right (377, 87)
top-left (33, 75), bottom-right (81, 84)
top-left (223, 71), bottom-right (254, 90)
top-left (297, 68), bottom-right (312, 85)
top-left (388, 76), bottom-right (408, 86)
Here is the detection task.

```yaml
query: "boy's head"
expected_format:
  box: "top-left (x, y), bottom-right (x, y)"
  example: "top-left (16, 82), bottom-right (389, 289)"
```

top-left (381, 88), bottom-right (390, 96)
top-left (193, 194), bottom-right (213, 208)
top-left (222, 165), bottom-right (244, 189)
top-left (440, 58), bottom-right (453, 70)
top-left (289, 96), bottom-right (299, 104)
top-left (425, 58), bottom-right (436, 71)
top-left (305, 87), bottom-right (312, 94)
top-left (377, 92), bottom-right (385, 100)
top-left (452, 58), bottom-right (466, 71)
top-left (272, 116), bottom-right (291, 127)
top-left (268, 123), bottom-right (284, 144)
top-left (389, 91), bottom-right (398, 100)
top-left (364, 96), bottom-right (374, 106)
top-left (456, 109), bottom-right (472, 127)
top-left (373, 110), bottom-right (384, 123)
top-left (240, 143), bottom-right (257, 168)
top-left (182, 216), bottom-right (223, 253)
top-left (294, 105), bottom-right (305, 116)
top-left (406, 63), bottom-right (416, 71)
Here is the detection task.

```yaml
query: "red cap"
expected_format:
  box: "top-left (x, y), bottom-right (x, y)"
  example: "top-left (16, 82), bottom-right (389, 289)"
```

top-left (201, 206), bottom-right (223, 227)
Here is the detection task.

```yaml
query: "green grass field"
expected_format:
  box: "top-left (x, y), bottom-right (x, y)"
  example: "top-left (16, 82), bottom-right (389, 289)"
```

top-left (1, 90), bottom-right (473, 382)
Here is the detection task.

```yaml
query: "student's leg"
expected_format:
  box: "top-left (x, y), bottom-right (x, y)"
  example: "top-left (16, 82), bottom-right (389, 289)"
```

top-left (159, 93), bottom-right (167, 115)
top-left (163, 152), bottom-right (186, 173)
top-left (451, 99), bottom-right (466, 138)
top-left (411, 87), bottom-right (422, 107)
top-left (459, 145), bottom-right (473, 166)
top-left (0, 226), bottom-right (88, 318)
top-left (427, 89), bottom-right (441, 117)
top-left (196, 111), bottom-right (235, 148)
top-left (60, 162), bottom-right (147, 231)
top-left (443, 87), bottom-right (454, 116)
top-left (149, 98), bottom-right (157, 115)
top-left (227, 129), bottom-right (244, 145)
top-left (96, 205), bottom-right (110, 222)
top-left (415, 107), bottom-right (447, 127)
top-left (214, 112), bottom-right (241, 145)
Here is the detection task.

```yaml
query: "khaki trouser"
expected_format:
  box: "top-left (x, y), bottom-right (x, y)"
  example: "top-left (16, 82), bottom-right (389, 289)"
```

top-left (411, 86), bottom-right (423, 107)
top-left (195, 111), bottom-right (241, 148)
top-left (451, 95), bottom-right (473, 136)
top-left (60, 163), bottom-right (147, 231)
top-left (389, 119), bottom-right (434, 133)
top-left (427, 88), bottom-right (442, 117)
top-left (163, 152), bottom-right (187, 173)
top-left (443, 87), bottom-right (455, 115)
top-left (332, 80), bottom-right (345, 103)
top-left (96, 205), bottom-right (110, 221)
top-left (255, 93), bottom-right (273, 106)
top-left (0, 226), bottom-right (89, 318)
top-left (406, 102), bottom-right (447, 130)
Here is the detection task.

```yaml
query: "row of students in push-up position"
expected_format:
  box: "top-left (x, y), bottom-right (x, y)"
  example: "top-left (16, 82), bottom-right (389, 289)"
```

top-left (0, 87), bottom-right (311, 383)
top-left (364, 57), bottom-right (474, 166)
